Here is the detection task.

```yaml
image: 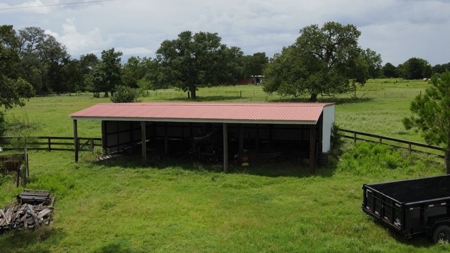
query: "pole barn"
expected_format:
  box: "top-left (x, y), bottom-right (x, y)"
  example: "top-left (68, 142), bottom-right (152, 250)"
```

top-left (71, 102), bottom-right (335, 173)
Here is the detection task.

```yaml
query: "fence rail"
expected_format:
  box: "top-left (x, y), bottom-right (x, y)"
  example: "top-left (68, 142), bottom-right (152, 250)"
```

top-left (0, 136), bottom-right (102, 152)
top-left (0, 131), bottom-right (446, 159)
top-left (339, 128), bottom-right (445, 158)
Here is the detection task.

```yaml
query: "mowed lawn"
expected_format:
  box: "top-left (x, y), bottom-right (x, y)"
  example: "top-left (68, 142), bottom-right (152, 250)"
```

top-left (1, 80), bottom-right (448, 253)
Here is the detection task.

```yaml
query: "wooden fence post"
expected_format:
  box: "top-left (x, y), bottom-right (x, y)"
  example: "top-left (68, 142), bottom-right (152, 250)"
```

top-left (446, 150), bottom-right (450, 175)
top-left (48, 137), bottom-right (51, 151)
top-left (223, 123), bottom-right (229, 173)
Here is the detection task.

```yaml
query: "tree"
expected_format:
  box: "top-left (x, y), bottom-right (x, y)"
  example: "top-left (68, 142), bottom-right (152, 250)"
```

top-left (432, 62), bottom-right (450, 75)
top-left (155, 31), bottom-right (243, 99)
top-left (361, 48), bottom-right (382, 79)
top-left (61, 58), bottom-right (83, 93)
top-left (0, 111), bottom-right (6, 137)
top-left (79, 53), bottom-right (99, 92)
top-left (403, 70), bottom-right (450, 173)
top-left (122, 56), bottom-right (148, 88)
top-left (17, 27), bottom-right (69, 94)
top-left (382, 62), bottom-right (398, 78)
top-left (0, 25), bottom-right (34, 110)
top-left (242, 52), bottom-right (268, 78)
top-left (39, 36), bottom-right (70, 94)
top-left (91, 48), bottom-right (123, 97)
top-left (400, 57), bottom-right (432, 80)
top-left (263, 22), bottom-right (373, 101)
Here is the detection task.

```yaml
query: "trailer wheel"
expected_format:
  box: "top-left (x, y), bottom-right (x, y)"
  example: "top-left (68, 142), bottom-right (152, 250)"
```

top-left (432, 225), bottom-right (450, 243)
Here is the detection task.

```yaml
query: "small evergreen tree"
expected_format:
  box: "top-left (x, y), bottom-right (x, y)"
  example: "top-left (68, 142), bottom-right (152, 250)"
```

top-left (403, 70), bottom-right (450, 173)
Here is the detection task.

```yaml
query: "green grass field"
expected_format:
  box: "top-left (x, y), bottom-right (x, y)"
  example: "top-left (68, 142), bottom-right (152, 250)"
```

top-left (1, 79), bottom-right (448, 253)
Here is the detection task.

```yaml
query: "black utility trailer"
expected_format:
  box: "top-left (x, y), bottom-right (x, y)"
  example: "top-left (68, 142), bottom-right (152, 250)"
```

top-left (362, 175), bottom-right (450, 243)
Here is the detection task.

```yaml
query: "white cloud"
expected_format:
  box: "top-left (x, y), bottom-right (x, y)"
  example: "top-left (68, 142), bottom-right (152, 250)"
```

top-left (116, 47), bottom-right (153, 57)
top-left (0, 0), bottom-right (58, 14)
top-left (44, 19), bottom-right (111, 56)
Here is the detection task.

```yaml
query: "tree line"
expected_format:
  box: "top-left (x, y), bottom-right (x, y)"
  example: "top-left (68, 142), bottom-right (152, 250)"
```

top-left (2, 23), bottom-right (450, 105)
top-left (382, 58), bottom-right (450, 79)
top-left (0, 25), bottom-right (268, 102)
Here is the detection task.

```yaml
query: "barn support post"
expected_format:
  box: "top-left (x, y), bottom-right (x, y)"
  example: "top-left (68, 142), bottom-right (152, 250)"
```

top-left (445, 150), bottom-right (450, 175)
top-left (141, 121), bottom-right (147, 166)
top-left (309, 124), bottom-right (316, 174)
top-left (164, 122), bottom-right (168, 156)
top-left (24, 151), bottom-right (29, 179)
top-left (129, 121), bottom-right (134, 149)
top-left (239, 125), bottom-right (244, 150)
top-left (223, 123), bottom-right (229, 173)
top-left (73, 119), bottom-right (79, 162)
top-left (101, 121), bottom-right (107, 154)
top-left (318, 114), bottom-right (323, 160)
top-left (255, 124), bottom-right (259, 150)
top-left (116, 122), bottom-right (120, 151)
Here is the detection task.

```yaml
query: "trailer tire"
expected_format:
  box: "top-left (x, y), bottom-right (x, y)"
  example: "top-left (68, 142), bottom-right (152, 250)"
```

top-left (432, 225), bottom-right (450, 243)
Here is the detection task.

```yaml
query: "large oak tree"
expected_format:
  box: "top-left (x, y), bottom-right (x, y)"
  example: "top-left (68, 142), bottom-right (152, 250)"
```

top-left (0, 25), bottom-right (34, 110)
top-left (17, 27), bottom-right (69, 94)
top-left (155, 31), bottom-right (242, 99)
top-left (90, 48), bottom-right (123, 97)
top-left (263, 21), bottom-right (375, 101)
top-left (398, 57), bottom-right (432, 80)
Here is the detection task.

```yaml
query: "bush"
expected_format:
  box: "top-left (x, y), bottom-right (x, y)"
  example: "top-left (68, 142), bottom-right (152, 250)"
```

top-left (330, 123), bottom-right (344, 156)
top-left (110, 86), bottom-right (140, 103)
top-left (337, 142), bottom-right (414, 175)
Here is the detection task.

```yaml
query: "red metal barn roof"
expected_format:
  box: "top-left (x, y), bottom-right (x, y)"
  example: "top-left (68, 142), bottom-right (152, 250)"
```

top-left (70, 102), bottom-right (334, 124)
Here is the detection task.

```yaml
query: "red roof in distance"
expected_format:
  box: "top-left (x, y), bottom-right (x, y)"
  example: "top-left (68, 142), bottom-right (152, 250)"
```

top-left (70, 102), bottom-right (334, 124)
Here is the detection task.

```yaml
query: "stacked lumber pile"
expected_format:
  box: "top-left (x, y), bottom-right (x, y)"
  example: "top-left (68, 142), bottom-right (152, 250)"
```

top-left (17, 190), bottom-right (54, 205)
top-left (0, 190), bottom-right (54, 233)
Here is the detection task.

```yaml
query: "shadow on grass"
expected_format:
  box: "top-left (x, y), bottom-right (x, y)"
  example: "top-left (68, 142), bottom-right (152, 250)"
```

top-left (0, 227), bottom-right (66, 253)
top-left (147, 92), bottom-right (376, 104)
top-left (94, 239), bottom-right (136, 253)
top-left (369, 219), bottom-right (436, 249)
top-left (165, 95), bottom-right (245, 102)
top-left (268, 96), bottom-right (374, 105)
top-left (90, 150), bottom-right (337, 179)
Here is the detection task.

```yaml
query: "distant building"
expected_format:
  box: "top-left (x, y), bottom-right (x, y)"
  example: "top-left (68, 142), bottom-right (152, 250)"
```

top-left (251, 75), bottom-right (264, 85)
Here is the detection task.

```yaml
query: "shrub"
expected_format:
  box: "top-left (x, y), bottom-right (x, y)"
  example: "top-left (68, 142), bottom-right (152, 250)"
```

top-left (337, 142), bottom-right (414, 175)
top-left (110, 86), bottom-right (140, 103)
top-left (330, 123), bottom-right (344, 156)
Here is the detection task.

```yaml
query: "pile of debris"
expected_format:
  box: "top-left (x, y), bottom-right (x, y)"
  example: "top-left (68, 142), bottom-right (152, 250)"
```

top-left (0, 190), bottom-right (54, 233)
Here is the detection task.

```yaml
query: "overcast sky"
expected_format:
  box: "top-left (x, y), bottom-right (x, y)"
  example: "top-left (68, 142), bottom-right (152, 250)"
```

top-left (1, 0), bottom-right (449, 66)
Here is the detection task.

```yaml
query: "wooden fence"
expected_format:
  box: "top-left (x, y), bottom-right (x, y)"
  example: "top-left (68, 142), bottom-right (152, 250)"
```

top-left (0, 136), bottom-right (102, 152)
top-left (339, 129), bottom-right (445, 158)
top-left (0, 131), bottom-right (446, 159)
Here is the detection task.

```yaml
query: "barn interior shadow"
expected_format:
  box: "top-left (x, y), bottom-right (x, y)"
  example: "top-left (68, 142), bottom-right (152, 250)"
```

top-left (91, 145), bottom-right (337, 179)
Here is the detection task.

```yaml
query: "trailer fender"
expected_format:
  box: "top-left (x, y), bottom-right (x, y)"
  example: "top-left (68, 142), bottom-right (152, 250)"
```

top-left (431, 223), bottom-right (450, 244)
